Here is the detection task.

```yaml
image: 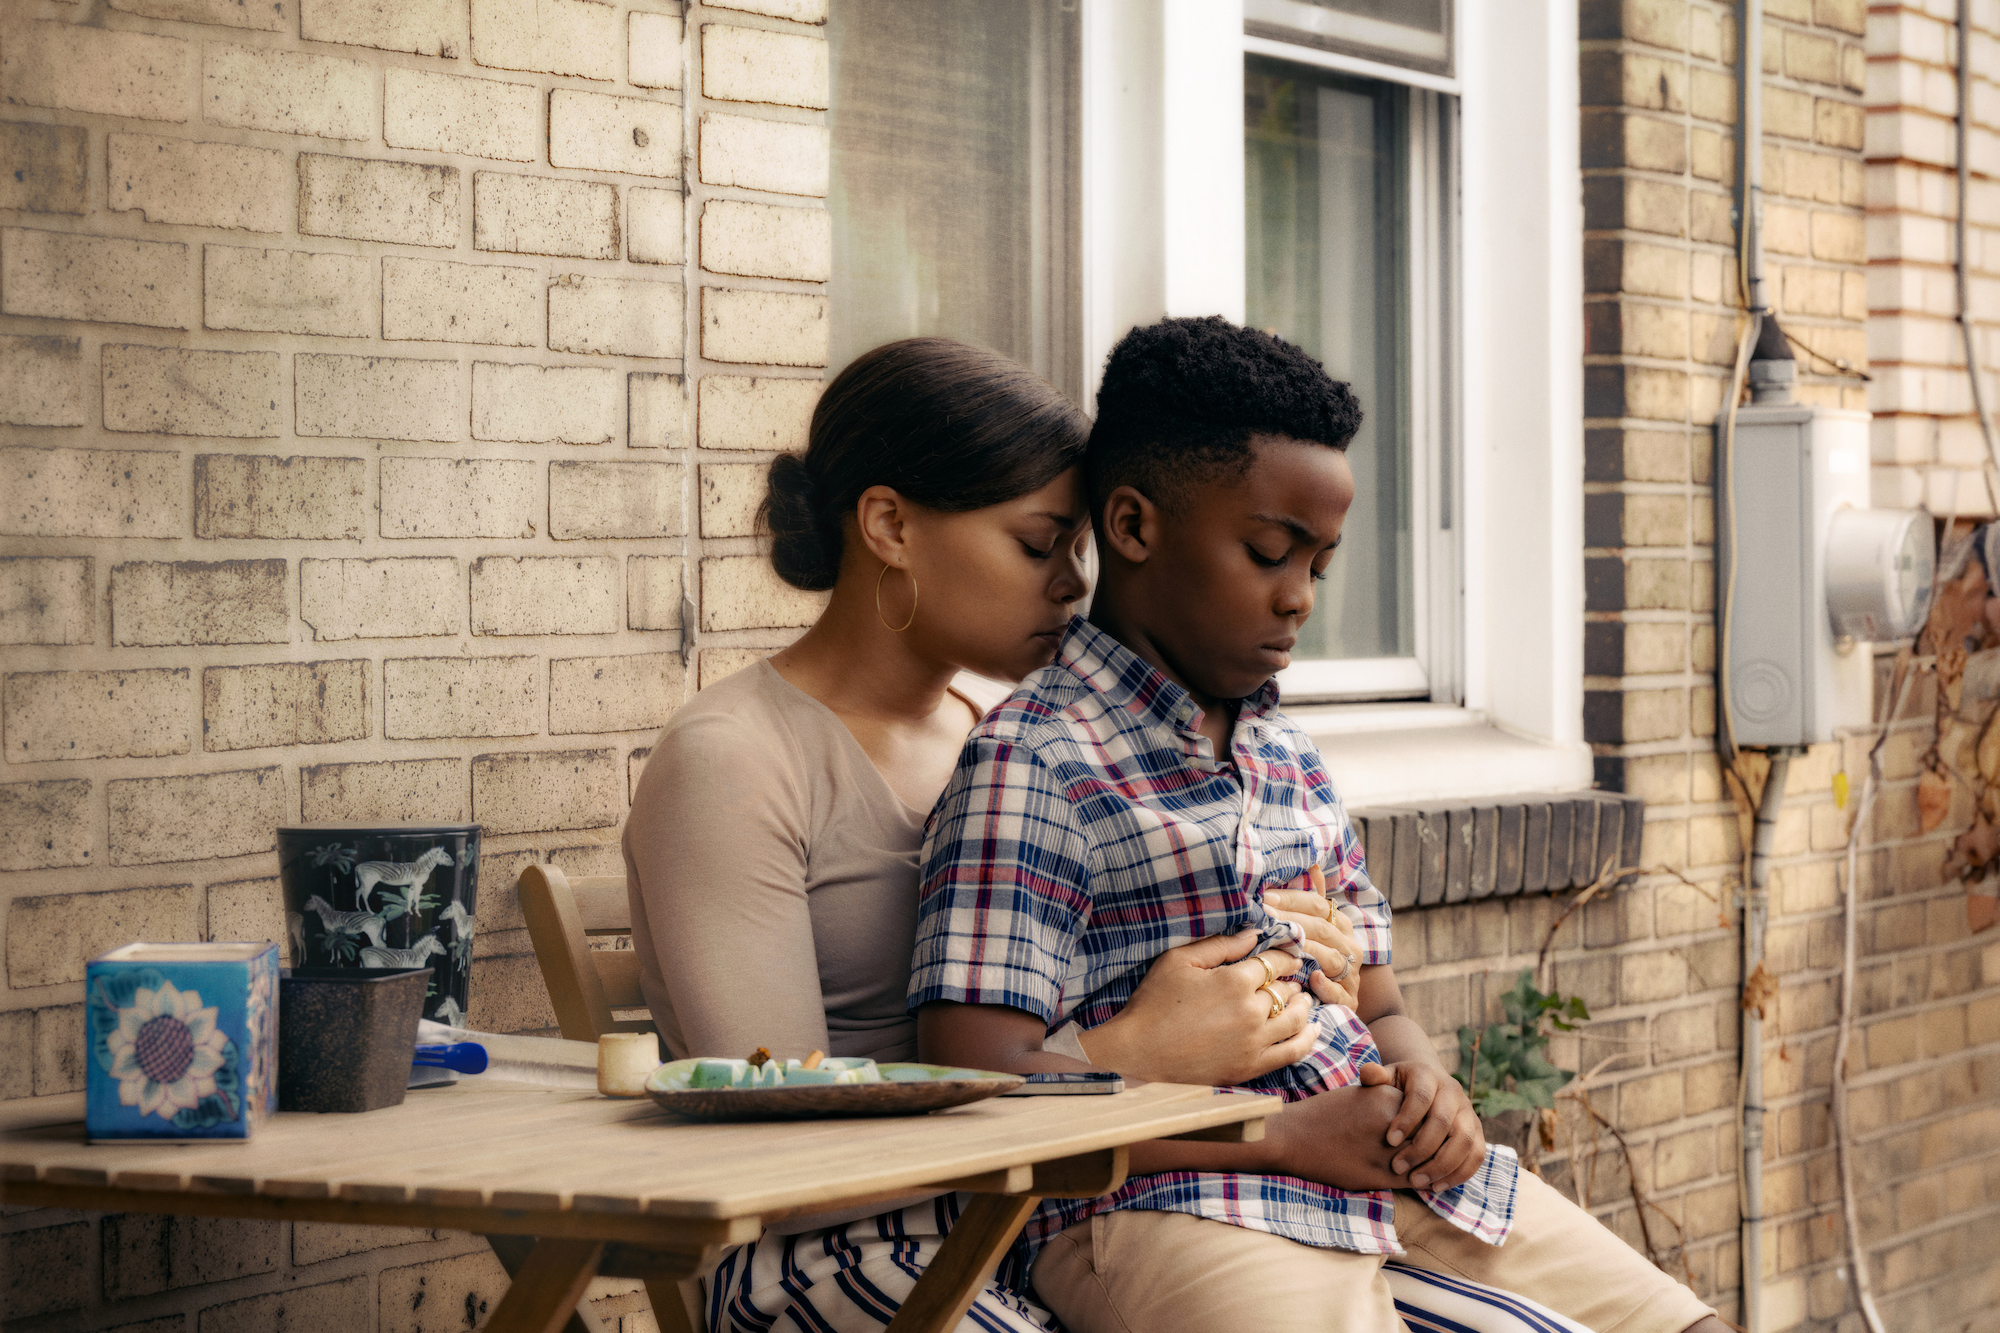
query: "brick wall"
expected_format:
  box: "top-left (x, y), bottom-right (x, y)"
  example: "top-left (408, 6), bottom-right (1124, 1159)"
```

top-left (1569, 1), bottom-right (2000, 1330)
top-left (0, 0), bottom-right (826, 1326)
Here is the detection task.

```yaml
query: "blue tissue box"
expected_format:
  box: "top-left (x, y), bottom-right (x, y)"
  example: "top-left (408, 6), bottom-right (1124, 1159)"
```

top-left (85, 942), bottom-right (278, 1142)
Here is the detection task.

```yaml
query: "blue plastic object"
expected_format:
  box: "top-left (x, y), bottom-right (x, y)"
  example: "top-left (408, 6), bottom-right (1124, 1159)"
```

top-left (412, 1041), bottom-right (488, 1074)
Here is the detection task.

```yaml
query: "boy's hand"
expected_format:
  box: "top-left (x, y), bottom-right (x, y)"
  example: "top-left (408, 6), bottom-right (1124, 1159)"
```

top-left (1255, 1083), bottom-right (1410, 1191)
top-left (1358, 1061), bottom-right (1485, 1191)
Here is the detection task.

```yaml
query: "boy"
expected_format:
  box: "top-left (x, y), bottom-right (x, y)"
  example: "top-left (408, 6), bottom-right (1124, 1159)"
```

top-left (909, 318), bottom-right (1722, 1333)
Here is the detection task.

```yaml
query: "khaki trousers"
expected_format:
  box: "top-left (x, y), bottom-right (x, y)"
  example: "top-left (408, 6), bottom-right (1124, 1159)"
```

top-left (1031, 1171), bottom-right (1716, 1333)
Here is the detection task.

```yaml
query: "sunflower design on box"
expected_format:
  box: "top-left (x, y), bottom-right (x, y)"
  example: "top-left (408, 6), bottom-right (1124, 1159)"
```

top-left (85, 942), bottom-right (279, 1142)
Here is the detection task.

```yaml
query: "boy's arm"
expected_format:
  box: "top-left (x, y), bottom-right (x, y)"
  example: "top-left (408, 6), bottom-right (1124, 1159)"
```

top-left (1355, 963), bottom-right (1487, 1190)
top-left (917, 999), bottom-right (1410, 1189)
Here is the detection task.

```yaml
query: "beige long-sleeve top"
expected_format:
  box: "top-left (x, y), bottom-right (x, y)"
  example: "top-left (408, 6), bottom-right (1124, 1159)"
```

top-left (624, 659), bottom-right (1003, 1064)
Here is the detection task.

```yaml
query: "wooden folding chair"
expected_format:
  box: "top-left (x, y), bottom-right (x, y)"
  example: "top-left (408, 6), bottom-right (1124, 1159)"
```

top-left (513, 864), bottom-right (701, 1333)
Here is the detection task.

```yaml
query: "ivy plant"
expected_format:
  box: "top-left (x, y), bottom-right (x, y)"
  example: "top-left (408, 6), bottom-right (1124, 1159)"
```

top-left (1452, 970), bottom-right (1590, 1116)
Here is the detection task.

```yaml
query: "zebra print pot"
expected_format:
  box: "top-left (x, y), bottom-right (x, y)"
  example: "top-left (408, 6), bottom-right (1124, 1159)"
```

top-left (277, 824), bottom-right (481, 1033)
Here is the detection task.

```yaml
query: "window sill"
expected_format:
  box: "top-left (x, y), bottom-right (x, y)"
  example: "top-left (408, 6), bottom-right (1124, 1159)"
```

top-left (1288, 704), bottom-right (1593, 807)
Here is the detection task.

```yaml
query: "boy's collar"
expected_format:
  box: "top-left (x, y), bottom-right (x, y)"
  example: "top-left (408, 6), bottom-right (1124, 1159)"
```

top-left (1056, 616), bottom-right (1281, 735)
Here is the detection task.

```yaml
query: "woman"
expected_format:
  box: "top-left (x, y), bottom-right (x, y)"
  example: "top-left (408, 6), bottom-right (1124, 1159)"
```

top-left (626, 339), bottom-right (1364, 1331)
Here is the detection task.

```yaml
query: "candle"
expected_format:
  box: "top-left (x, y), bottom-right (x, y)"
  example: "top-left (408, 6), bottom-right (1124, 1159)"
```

top-left (597, 1032), bottom-right (660, 1097)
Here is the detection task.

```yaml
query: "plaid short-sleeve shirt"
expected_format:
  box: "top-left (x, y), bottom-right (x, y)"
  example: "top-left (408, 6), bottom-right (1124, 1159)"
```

top-left (909, 617), bottom-right (1518, 1263)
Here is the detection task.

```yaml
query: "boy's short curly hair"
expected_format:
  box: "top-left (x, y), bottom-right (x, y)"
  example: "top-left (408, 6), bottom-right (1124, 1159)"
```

top-left (1087, 316), bottom-right (1363, 516)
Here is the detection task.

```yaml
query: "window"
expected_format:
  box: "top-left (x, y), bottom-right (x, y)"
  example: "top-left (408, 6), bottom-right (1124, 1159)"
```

top-left (1247, 53), bottom-right (1457, 701)
top-left (826, 1), bottom-right (1082, 401)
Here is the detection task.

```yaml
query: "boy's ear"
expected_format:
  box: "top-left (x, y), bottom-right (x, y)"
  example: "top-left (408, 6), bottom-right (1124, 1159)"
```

top-left (853, 484), bottom-right (913, 568)
top-left (1097, 484), bottom-right (1158, 566)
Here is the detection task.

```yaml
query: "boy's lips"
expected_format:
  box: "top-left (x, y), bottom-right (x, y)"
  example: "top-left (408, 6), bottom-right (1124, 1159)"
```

top-left (1257, 637), bottom-right (1296, 669)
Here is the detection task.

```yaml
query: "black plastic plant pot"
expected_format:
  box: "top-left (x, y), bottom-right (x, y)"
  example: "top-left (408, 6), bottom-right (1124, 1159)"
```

top-left (278, 968), bottom-right (429, 1113)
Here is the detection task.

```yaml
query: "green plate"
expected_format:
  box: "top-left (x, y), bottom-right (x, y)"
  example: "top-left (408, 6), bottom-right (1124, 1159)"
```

top-left (644, 1060), bottom-right (1024, 1121)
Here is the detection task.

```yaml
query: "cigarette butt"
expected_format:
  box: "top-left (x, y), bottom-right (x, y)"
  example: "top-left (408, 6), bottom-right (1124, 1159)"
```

top-left (802, 1049), bottom-right (825, 1069)
top-left (747, 1046), bottom-right (771, 1067)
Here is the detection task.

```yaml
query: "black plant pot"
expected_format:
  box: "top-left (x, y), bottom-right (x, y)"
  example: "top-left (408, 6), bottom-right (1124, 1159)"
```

top-left (278, 968), bottom-right (429, 1113)
top-left (277, 824), bottom-right (480, 1028)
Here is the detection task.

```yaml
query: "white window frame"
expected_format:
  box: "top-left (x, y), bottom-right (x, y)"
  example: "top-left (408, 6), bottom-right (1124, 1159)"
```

top-left (1079, 0), bottom-right (1588, 802)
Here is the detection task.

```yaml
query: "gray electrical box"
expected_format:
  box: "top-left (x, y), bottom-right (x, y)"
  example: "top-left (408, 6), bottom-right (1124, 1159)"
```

top-left (1720, 402), bottom-right (1890, 747)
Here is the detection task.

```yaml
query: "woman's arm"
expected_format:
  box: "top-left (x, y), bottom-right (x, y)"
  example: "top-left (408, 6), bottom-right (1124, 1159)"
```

top-left (626, 714), bottom-right (830, 1060)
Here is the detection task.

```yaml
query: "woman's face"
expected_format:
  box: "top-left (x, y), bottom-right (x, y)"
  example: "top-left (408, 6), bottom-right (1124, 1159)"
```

top-left (897, 467), bottom-right (1092, 682)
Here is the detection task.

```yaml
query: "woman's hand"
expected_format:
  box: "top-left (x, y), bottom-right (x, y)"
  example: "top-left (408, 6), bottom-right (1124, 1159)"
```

top-left (1357, 1060), bottom-right (1487, 1191)
top-left (1263, 866), bottom-right (1364, 1011)
top-left (1077, 930), bottom-right (1317, 1086)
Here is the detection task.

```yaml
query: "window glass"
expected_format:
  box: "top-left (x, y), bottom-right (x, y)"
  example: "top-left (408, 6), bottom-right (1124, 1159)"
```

top-left (1246, 58), bottom-right (1414, 664)
top-left (827, 1), bottom-right (1080, 399)
top-left (1244, 0), bottom-right (1452, 77)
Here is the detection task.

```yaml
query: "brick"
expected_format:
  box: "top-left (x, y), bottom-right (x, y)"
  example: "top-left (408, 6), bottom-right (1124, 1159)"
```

top-left (550, 652), bottom-right (681, 733)
top-left (0, 557), bottom-right (92, 646)
top-left (0, 446), bottom-right (183, 538)
top-left (303, 0), bottom-right (465, 57)
top-left (474, 171), bottom-right (619, 258)
top-left (699, 113), bottom-right (829, 197)
top-left (549, 89), bottom-right (681, 178)
top-left (207, 876), bottom-right (288, 962)
top-left (629, 12), bottom-right (683, 90)
top-left (711, 0), bottom-right (826, 23)
top-left (629, 371), bottom-right (687, 447)
top-left (472, 748), bottom-right (622, 833)
top-left (301, 757), bottom-right (463, 822)
top-left (0, 1220), bottom-right (92, 1319)
top-left (295, 353), bottom-right (462, 442)
top-left (471, 556), bottom-right (617, 635)
top-left (702, 24), bottom-right (828, 110)
top-left (384, 257), bottom-right (540, 347)
top-left (699, 461), bottom-right (764, 537)
top-left (700, 647), bottom-right (767, 686)
top-left (200, 1275), bottom-right (369, 1333)
top-left (379, 1250), bottom-right (509, 1333)
top-left (104, 1215), bottom-right (283, 1298)
top-left (195, 454), bottom-right (364, 541)
top-left (1, 228), bottom-right (188, 329)
top-left (702, 288), bottom-right (826, 367)
top-left (0, 121), bottom-right (86, 214)
top-left (470, 0), bottom-right (618, 79)
top-left (34, 1003), bottom-right (86, 1093)
top-left (384, 655), bottom-right (538, 739)
top-left (0, 1010), bottom-right (27, 1098)
top-left (111, 559), bottom-right (288, 646)
top-left (550, 460), bottom-right (683, 539)
top-left (103, 345), bottom-right (281, 440)
top-left (293, 1223), bottom-right (441, 1266)
top-left (0, 779), bottom-right (93, 870)
top-left (380, 457), bottom-right (537, 538)
top-left (384, 67), bottom-right (539, 162)
top-left (299, 154), bottom-right (459, 248)
top-left (550, 275), bottom-right (685, 358)
top-left (108, 768), bottom-right (281, 867)
top-left (110, 0), bottom-right (288, 28)
top-left (1811, 211), bottom-right (1865, 264)
top-left (0, 334), bottom-right (84, 426)
top-left (701, 200), bottom-right (830, 281)
top-left (700, 553), bottom-right (824, 631)
top-left (627, 555), bottom-right (684, 630)
top-left (1816, 98), bottom-right (1863, 151)
top-left (471, 362), bottom-right (620, 444)
top-left (301, 557), bottom-right (460, 640)
top-left (203, 43), bottom-right (372, 140)
top-left (202, 660), bottom-right (369, 751)
top-left (696, 374), bottom-right (819, 450)
top-left (1, 22), bottom-right (188, 123)
top-left (628, 188), bottom-right (685, 266)
top-left (203, 245), bottom-right (373, 339)
top-left (468, 950), bottom-right (557, 1031)
top-left (5, 668), bottom-right (192, 762)
top-left (109, 134), bottom-right (288, 233)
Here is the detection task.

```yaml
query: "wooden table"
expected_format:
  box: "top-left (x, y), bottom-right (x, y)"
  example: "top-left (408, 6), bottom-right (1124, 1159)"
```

top-left (0, 1080), bottom-right (1275, 1333)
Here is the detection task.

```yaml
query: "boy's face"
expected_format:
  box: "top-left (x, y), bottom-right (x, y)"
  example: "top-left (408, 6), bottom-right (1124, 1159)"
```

top-left (1103, 433), bottom-right (1355, 703)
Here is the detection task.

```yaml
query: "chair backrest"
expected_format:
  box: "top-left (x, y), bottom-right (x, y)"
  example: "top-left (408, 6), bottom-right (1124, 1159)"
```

top-left (517, 864), bottom-right (655, 1042)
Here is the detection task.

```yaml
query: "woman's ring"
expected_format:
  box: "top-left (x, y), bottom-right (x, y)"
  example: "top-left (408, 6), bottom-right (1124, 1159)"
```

top-left (1329, 951), bottom-right (1354, 982)
top-left (1256, 982), bottom-right (1284, 1019)
top-left (1253, 953), bottom-right (1278, 986)
top-left (1323, 895), bottom-right (1337, 923)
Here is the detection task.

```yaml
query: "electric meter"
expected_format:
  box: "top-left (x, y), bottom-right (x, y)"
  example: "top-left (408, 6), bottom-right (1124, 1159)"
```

top-left (1825, 507), bottom-right (1934, 642)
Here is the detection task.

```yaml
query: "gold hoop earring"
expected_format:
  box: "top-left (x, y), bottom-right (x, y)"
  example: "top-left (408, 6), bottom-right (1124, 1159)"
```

top-left (875, 564), bottom-right (918, 633)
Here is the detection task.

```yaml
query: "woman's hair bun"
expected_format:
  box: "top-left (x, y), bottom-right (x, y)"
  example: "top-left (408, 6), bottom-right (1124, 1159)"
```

top-left (762, 453), bottom-right (841, 591)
